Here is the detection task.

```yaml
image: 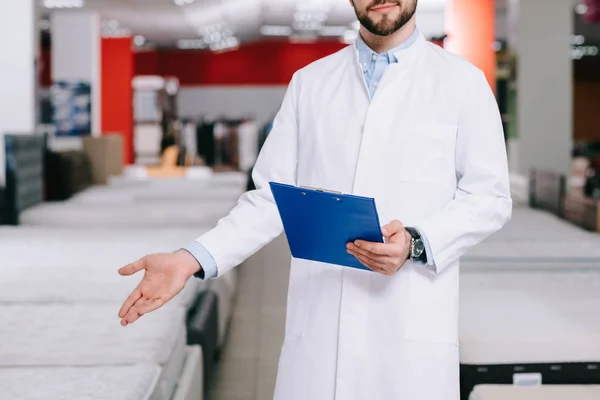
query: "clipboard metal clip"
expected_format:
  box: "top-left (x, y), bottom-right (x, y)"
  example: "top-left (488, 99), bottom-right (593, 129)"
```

top-left (300, 185), bottom-right (342, 194)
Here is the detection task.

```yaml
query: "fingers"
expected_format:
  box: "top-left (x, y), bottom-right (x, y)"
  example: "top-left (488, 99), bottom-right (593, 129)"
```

top-left (118, 258), bottom-right (146, 277)
top-left (350, 251), bottom-right (395, 275)
top-left (350, 241), bottom-right (402, 258)
top-left (121, 297), bottom-right (147, 326)
top-left (118, 288), bottom-right (142, 319)
top-left (137, 298), bottom-right (164, 316)
top-left (382, 220), bottom-right (404, 237)
top-left (120, 296), bottom-right (165, 326)
top-left (347, 248), bottom-right (400, 275)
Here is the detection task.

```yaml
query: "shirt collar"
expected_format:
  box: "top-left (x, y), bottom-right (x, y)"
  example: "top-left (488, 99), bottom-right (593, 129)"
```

top-left (355, 27), bottom-right (420, 68)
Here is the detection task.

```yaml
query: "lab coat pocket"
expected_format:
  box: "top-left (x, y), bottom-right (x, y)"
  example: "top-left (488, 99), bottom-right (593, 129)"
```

top-left (397, 121), bottom-right (457, 185)
top-left (285, 259), bottom-right (314, 337)
top-left (404, 265), bottom-right (459, 345)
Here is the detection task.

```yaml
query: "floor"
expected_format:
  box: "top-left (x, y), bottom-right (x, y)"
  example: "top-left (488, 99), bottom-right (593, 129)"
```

top-left (208, 234), bottom-right (291, 400)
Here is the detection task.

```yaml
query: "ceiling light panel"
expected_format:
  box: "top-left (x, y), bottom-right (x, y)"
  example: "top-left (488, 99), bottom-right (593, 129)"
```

top-left (260, 25), bottom-right (293, 36)
top-left (43, 0), bottom-right (84, 8)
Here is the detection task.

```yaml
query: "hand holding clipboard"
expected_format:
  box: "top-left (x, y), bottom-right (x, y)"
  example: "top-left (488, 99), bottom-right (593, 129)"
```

top-left (269, 182), bottom-right (386, 271)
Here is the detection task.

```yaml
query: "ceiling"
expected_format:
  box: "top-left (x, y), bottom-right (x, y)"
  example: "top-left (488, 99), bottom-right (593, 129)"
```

top-left (38, 0), bottom-right (450, 48)
top-left (38, 0), bottom-right (599, 49)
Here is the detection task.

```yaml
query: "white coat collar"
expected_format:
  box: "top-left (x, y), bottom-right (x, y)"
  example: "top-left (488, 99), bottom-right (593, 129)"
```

top-left (352, 30), bottom-right (426, 69)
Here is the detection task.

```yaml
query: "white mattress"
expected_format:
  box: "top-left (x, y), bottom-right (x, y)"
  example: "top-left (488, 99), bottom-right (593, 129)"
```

top-left (463, 207), bottom-right (600, 267)
top-left (20, 200), bottom-right (235, 228)
top-left (0, 226), bottom-right (207, 265)
top-left (0, 226), bottom-right (210, 307)
top-left (483, 208), bottom-right (592, 243)
top-left (0, 365), bottom-right (162, 400)
top-left (210, 171), bottom-right (247, 186)
top-left (69, 183), bottom-right (244, 205)
top-left (211, 269), bottom-right (238, 348)
top-left (469, 385), bottom-right (600, 400)
top-left (0, 304), bottom-right (187, 400)
top-left (460, 270), bottom-right (600, 365)
top-left (0, 265), bottom-right (203, 308)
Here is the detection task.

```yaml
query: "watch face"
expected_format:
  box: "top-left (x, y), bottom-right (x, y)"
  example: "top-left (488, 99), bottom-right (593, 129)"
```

top-left (413, 239), bottom-right (425, 257)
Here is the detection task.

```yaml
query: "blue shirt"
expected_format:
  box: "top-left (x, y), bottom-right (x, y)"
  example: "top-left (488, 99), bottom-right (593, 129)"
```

top-left (185, 27), bottom-right (434, 279)
top-left (355, 28), bottom-right (420, 99)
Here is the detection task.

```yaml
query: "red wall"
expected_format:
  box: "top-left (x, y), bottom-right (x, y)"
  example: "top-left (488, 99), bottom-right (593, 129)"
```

top-left (101, 37), bottom-right (134, 164)
top-left (135, 40), bottom-right (347, 86)
top-left (41, 39), bottom-right (446, 89)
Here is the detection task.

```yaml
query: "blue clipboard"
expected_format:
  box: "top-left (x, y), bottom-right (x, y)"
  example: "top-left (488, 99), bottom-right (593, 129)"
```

top-left (269, 182), bottom-right (384, 271)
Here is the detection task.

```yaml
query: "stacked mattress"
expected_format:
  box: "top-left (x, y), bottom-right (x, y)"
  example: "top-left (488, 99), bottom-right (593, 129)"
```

top-left (469, 385), bottom-right (600, 400)
top-left (460, 270), bottom-right (600, 397)
top-left (0, 304), bottom-right (202, 400)
top-left (2, 133), bottom-right (246, 398)
top-left (0, 226), bottom-right (206, 306)
top-left (0, 225), bottom-right (235, 356)
top-left (460, 205), bottom-right (600, 399)
top-left (0, 365), bottom-right (163, 400)
top-left (69, 184), bottom-right (245, 205)
top-left (462, 207), bottom-right (600, 269)
top-left (19, 199), bottom-right (237, 228)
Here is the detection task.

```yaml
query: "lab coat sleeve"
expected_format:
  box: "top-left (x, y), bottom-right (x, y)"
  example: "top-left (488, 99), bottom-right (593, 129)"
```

top-left (413, 69), bottom-right (512, 275)
top-left (189, 73), bottom-right (301, 278)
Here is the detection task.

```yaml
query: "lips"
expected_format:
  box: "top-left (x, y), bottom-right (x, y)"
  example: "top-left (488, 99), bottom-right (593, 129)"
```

top-left (370, 3), bottom-right (398, 12)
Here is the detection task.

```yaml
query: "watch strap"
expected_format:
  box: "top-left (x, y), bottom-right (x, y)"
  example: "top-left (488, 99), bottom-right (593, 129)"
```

top-left (405, 227), bottom-right (427, 263)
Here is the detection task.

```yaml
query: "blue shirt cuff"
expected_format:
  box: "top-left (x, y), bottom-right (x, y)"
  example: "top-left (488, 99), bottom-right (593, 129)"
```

top-left (182, 241), bottom-right (218, 280)
top-left (411, 226), bottom-right (435, 269)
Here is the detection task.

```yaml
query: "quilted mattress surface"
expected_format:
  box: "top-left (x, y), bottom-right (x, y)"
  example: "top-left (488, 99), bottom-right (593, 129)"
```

top-left (463, 207), bottom-right (600, 264)
top-left (0, 226), bottom-right (209, 306)
top-left (483, 207), bottom-right (592, 243)
top-left (460, 270), bottom-right (600, 364)
top-left (0, 304), bottom-right (186, 366)
top-left (0, 365), bottom-right (161, 400)
top-left (0, 264), bottom-right (204, 307)
top-left (69, 183), bottom-right (244, 205)
top-left (0, 226), bottom-right (208, 265)
top-left (469, 385), bottom-right (600, 400)
top-left (20, 200), bottom-right (235, 228)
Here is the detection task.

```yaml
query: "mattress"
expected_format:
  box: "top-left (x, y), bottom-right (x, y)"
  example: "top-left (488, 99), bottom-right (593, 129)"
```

top-left (109, 166), bottom-right (214, 183)
top-left (173, 346), bottom-right (204, 400)
top-left (462, 207), bottom-right (600, 268)
top-left (459, 270), bottom-right (600, 398)
top-left (19, 200), bottom-right (235, 228)
top-left (0, 226), bottom-right (210, 308)
top-left (0, 264), bottom-right (203, 308)
top-left (469, 385), bottom-right (600, 400)
top-left (0, 226), bottom-right (206, 264)
top-left (210, 171), bottom-right (248, 186)
top-left (211, 269), bottom-right (238, 348)
top-left (482, 208), bottom-right (591, 243)
top-left (0, 304), bottom-right (188, 400)
top-left (69, 182), bottom-right (244, 205)
top-left (0, 365), bottom-right (162, 400)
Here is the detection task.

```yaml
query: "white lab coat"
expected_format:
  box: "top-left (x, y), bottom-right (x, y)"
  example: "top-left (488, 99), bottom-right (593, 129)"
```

top-left (196, 33), bottom-right (512, 400)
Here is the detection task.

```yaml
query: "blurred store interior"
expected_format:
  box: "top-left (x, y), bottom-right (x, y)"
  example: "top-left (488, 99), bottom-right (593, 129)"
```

top-left (1, 0), bottom-right (600, 400)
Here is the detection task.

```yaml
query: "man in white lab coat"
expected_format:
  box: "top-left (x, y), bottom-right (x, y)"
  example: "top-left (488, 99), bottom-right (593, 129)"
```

top-left (118, 0), bottom-right (512, 398)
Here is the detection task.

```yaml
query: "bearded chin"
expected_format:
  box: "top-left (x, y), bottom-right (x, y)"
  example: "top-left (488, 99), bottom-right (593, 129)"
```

top-left (355, 2), bottom-right (417, 37)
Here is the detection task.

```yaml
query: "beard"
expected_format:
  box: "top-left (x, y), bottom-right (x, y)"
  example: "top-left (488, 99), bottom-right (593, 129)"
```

top-left (353, 0), bottom-right (417, 36)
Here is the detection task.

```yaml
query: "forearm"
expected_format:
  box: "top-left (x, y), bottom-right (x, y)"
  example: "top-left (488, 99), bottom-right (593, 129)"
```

top-left (192, 189), bottom-right (285, 277)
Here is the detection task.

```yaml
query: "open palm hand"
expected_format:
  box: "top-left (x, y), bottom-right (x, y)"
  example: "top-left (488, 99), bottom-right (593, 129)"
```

top-left (118, 251), bottom-right (199, 326)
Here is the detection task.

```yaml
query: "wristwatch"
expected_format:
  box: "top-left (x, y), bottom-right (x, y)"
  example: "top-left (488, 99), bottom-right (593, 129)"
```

top-left (405, 227), bottom-right (426, 263)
